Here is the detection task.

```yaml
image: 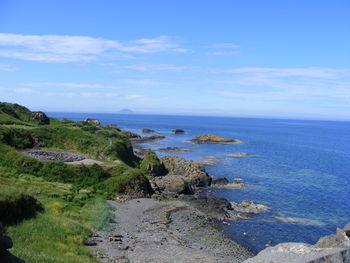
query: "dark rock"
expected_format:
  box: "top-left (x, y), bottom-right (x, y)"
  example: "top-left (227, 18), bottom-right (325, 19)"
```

top-left (165, 178), bottom-right (194, 195)
top-left (83, 239), bottom-right (97, 246)
top-left (178, 195), bottom-right (234, 220)
top-left (124, 174), bottom-right (154, 198)
top-left (141, 128), bottom-right (157, 133)
top-left (343, 223), bottom-right (350, 237)
top-left (211, 177), bottom-right (230, 186)
top-left (122, 131), bottom-right (142, 139)
top-left (0, 224), bottom-right (25, 263)
top-left (131, 135), bottom-right (166, 143)
top-left (157, 147), bottom-right (190, 153)
top-left (31, 111), bottom-right (50, 125)
top-left (0, 236), bottom-right (13, 250)
top-left (132, 145), bottom-right (147, 158)
top-left (172, 129), bottom-right (185, 134)
top-left (161, 156), bottom-right (212, 188)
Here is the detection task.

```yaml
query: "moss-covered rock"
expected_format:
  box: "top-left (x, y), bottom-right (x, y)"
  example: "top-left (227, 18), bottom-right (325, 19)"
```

top-left (191, 134), bottom-right (243, 144)
top-left (101, 168), bottom-right (153, 198)
top-left (140, 149), bottom-right (167, 177)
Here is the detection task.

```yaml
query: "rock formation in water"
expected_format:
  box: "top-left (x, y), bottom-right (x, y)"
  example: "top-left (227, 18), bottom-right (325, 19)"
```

top-left (191, 134), bottom-right (243, 144)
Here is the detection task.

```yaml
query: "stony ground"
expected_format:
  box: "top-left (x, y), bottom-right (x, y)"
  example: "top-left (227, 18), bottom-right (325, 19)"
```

top-left (89, 198), bottom-right (255, 263)
top-left (22, 149), bottom-right (85, 162)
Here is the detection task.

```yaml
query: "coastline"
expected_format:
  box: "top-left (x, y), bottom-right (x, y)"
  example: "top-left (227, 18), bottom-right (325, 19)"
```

top-left (85, 140), bottom-right (261, 262)
top-left (89, 198), bottom-right (255, 263)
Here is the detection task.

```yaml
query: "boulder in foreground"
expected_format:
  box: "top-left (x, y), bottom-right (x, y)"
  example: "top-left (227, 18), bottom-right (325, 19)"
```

top-left (243, 222), bottom-right (350, 263)
top-left (191, 134), bottom-right (243, 144)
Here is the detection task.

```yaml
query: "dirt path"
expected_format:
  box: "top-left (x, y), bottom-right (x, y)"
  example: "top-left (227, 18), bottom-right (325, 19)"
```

top-left (89, 198), bottom-right (254, 263)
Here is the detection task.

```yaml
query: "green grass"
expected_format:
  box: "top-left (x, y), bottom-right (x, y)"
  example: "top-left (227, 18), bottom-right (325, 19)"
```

top-left (2, 171), bottom-right (114, 263)
top-left (0, 126), bottom-right (34, 149)
top-left (0, 102), bottom-right (157, 262)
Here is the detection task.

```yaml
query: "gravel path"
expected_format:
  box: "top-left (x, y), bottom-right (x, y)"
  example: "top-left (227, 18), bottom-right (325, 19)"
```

top-left (88, 198), bottom-right (255, 263)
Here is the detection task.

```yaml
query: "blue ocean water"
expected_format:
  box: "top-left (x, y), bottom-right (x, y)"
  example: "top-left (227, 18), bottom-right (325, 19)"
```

top-left (48, 112), bottom-right (350, 252)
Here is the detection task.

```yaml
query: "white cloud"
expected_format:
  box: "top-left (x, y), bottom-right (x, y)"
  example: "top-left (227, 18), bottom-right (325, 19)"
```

top-left (226, 67), bottom-right (350, 78)
top-left (219, 67), bottom-right (350, 101)
top-left (0, 63), bottom-right (17, 71)
top-left (204, 42), bottom-right (239, 56)
top-left (123, 79), bottom-right (168, 87)
top-left (125, 94), bottom-right (145, 100)
top-left (113, 63), bottom-right (201, 72)
top-left (208, 51), bottom-right (239, 56)
top-left (24, 82), bottom-right (122, 89)
top-left (45, 91), bottom-right (119, 98)
top-left (203, 43), bottom-right (239, 49)
top-left (0, 33), bottom-right (187, 63)
top-left (13, 88), bottom-right (35, 93)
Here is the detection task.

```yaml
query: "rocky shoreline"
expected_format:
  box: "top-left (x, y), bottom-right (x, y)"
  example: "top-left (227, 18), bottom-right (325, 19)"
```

top-left (88, 198), bottom-right (255, 263)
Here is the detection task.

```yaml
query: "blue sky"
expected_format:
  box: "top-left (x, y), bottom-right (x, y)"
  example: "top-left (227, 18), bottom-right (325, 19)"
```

top-left (0, 0), bottom-right (349, 120)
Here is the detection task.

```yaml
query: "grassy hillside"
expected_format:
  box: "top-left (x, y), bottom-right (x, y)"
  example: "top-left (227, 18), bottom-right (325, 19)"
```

top-left (0, 102), bottom-right (153, 263)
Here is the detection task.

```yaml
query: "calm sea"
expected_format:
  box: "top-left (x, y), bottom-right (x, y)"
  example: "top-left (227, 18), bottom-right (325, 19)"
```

top-left (48, 112), bottom-right (350, 252)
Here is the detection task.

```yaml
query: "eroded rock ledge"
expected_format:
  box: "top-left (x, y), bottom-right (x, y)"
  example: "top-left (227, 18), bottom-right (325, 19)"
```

top-left (243, 223), bottom-right (350, 263)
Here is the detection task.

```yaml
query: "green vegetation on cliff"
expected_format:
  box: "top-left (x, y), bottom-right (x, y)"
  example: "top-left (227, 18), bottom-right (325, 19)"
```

top-left (0, 102), bottom-right (153, 263)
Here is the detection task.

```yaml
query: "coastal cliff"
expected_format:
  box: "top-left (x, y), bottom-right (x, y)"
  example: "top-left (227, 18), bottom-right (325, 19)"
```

top-left (1, 102), bottom-right (348, 263)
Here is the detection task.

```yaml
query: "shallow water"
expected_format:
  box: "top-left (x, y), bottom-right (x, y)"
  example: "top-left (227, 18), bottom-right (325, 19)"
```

top-left (48, 112), bottom-right (350, 252)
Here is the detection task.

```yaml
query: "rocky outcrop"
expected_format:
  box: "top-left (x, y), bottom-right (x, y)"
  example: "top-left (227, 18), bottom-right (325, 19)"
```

top-left (230, 200), bottom-right (268, 215)
top-left (316, 224), bottom-right (350, 248)
top-left (0, 224), bottom-right (25, 263)
top-left (131, 135), bottom-right (166, 143)
top-left (226, 153), bottom-right (249, 157)
top-left (161, 156), bottom-right (212, 188)
top-left (172, 129), bottom-right (185, 134)
top-left (22, 149), bottom-right (85, 162)
top-left (165, 177), bottom-right (194, 195)
top-left (194, 156), bottom-right (222, 166)
top-left (211, 177), bottom-right (246, 189)
top-left (122, 131), bottom-right (142, 139)
top-left (124, 174), bottom-right (154, 198)
top-left (157, 147), bottom-right (190, 153)
top-left (244, 243), bottom-right (350, 263)
top-left (84, 118), bottom-right (100, 125)
top-left (191, 134), bottom-right (243, 144)
top-left (178, 195), bottom-right (235, 221)
top-left (243, 223), bottom-right (350, 263)
top-left (31, 111), bottom-right (50, 125)
top-left (141, 128), bottom-right (157, 133)
top-left (140, 149), bottom-right (168, 177)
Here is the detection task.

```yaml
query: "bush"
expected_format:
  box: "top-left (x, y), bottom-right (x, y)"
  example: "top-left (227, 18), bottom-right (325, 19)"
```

top-left (100, 168), bottom-right (153, 199)
top-left (0, 186), bottom-right (43, 226)
top-left (104, 139), bottom-right (138, 166)
top-left (0, 126), bottom-right (34, 149)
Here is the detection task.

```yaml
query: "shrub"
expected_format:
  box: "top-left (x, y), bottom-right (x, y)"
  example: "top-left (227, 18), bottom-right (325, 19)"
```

top-left (0, 126), bottom-right (34, 149)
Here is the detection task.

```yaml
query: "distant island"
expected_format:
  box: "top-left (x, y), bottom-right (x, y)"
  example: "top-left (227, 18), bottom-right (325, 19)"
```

top-left (119, 109), bottom-right (134, 114)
